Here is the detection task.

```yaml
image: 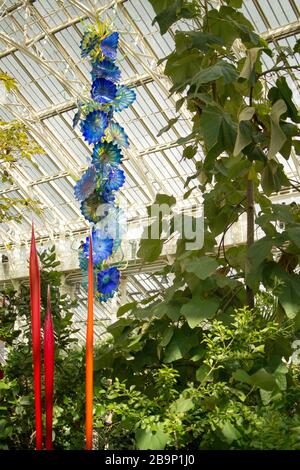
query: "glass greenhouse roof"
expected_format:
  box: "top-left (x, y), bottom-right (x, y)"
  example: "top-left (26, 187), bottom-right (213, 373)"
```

top-left (0, 0), bottom-right (300, 337)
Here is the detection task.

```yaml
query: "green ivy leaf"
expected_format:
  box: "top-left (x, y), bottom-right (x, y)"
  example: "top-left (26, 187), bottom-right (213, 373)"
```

top-left (248, 237), bottom-right (273, 270)
top-left (165, 50), bottom-right (202, 93)
top-left (261, 160), bottom-right (290, 195)
top-left (181, 297), bottom-right (219, 328)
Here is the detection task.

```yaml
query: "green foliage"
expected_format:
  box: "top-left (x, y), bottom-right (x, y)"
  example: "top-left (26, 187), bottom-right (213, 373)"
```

top-left (139, 0), bottom-right (300, 321)
top-left (0, 248), bottom-right (84, 449)
top-left (93, 308), bottom-right (300, 450)
top-left (90, 0), bottom-right (300, 450)
top-left (0, 74), bottom-right (43, 223)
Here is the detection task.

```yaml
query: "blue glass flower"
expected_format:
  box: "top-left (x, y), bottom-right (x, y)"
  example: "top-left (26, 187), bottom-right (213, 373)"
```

top-left (101, 186), bottom-right (116, 204)
top-left (74, 166), bottom-right (96, 201)
top-left (114, 86), bottom-right (136, 111)
top-left (91, 59), bottom-right (121, 83)
top-left (97, 266), bottom-right (120, 295)
top-left (80, 110), bottom-right (108, 144)
top-left (107, 122), bottom-right (129, 148)
top-left (80, 32), bottom-right (98, 58)
top-left (80, 192), bottom-right (104, 223)
top-left (91, 78), bottom-right (117, 104)
top-left (95, 205), bottom-right (125, 242)
top-left (83, 229), bottom-right (114, 264)
top-left (105, 167), bottom-right (125, 191)
top-left (92, 142), bottom-right (122, 166)
top-left (100, 32), bottom-right (119, 60)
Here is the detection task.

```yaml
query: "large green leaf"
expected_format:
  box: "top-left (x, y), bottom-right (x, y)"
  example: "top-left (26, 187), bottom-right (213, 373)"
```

top-left (233, 368), bottom-right (277, 391)
top-left (184, 255), bottom-right (218, 280)
top-left (263, 264), bottom-right (300, 318)
top-left (170, 397), bottom-right (194, 413)
top-left (221, 422), bottom-right (241, 444)
top-left (249, 368), bottom-right (277, 391)
top-left (201, 105), bottom-right (237, 162)
top-left (159, 302), bottom-right (182, 321)
top-left (268, 77), bottom-right (300, 123)
top-left (181, 297), bottom-right (219, 328)
top-left (207, 7), bottom-right (260, 47)
top-left (165, 50), bottom-right (202, 92)
top-left (286, 225), bottom-right (300, 249)
top-left (149, 0), bottom-right (197, 35)
top-left (239, 47), bottom-right (263, 85)
top-left (233, 106), bottom-right (255, 156)
top-left (117, 301), bottom-right (137, 317)
top-left (261, 160), bottom-right (290, 195)
top-left (175, 31), bottom-right (223, 53)
top-left (248, 237), bottom-right (273, 269)
top-left (268, 99), bottom-right (287, 159)
top-left (193, 60), bottom-right (238, 87)
top-left (153, 193), bottom-right (176, 207)
top-left (164, 324), bottom-right (198, 362)
top-left (137, 237), bottom-right (164, 262)
top-left (135, 424), bottom-right (169, 450)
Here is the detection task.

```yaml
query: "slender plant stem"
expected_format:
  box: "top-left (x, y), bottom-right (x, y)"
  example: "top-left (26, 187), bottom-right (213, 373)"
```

top-left (246, 178), bottom-right (255, 309)
top-left (246, 87), bottom-right (255, 309)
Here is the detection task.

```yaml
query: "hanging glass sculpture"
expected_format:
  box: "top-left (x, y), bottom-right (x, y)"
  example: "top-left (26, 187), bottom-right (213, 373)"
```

top-left (75, 19), bottom-right (136, 302)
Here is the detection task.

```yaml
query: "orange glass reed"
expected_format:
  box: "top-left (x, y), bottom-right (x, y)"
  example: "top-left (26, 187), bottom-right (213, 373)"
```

top-left (44, 285), bottom-right (54, 450)
top-left (85, 234), bottom-right (94, 450)
top-left (29, 224), bottom-right (43, 450)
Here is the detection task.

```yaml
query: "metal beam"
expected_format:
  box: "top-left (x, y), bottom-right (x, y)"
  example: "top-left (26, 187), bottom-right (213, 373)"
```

top-left (262, 20), bottom-right (300, 42)
top-left (0, 0), bottom-right (126, 59)
top-left (35, 73), bottom-right (153, 121)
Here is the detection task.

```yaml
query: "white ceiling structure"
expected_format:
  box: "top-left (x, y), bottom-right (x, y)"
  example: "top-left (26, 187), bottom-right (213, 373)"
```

top-left (0, 0), bottom-right (300, 340)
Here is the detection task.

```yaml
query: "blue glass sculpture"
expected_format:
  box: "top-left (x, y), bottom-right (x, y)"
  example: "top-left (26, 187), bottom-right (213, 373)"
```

top-left (75, 20), bottom-right (136, 301)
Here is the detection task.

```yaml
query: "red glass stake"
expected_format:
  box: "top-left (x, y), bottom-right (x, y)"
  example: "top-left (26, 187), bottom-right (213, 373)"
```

top-left (86, 234), bottom-right (94, 450)
top-left (29, 223), bottom-right (43, 450)
top-left (44, 285), bottom-right (54, 450)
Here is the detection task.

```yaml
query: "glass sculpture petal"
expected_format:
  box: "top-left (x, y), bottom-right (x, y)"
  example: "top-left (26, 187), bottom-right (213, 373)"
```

top-left (91, 59), bottom-right (121, 83)
top-left (97, 266), bottom-right (120, 295)
top-left (92, 142), bottom-right (122, 166)
top-left (114, 86), bottom-right (136, 111)
top-left (100, 32), bottom-right (119, 60)
top-left (80, 191), bottom-right (106, 223)
top-left (106, 122), bottom-right (129, 148)
top-left (74, 166), bottom-right (96, 201)
top-left (91, 78), bottom-right (117, 104)
top-left (105, 167), bottom-right (125, 191)
top-left (80, 110), bottom-right (108, 144)
top-left (83, 229), bottom-right (114, 264)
